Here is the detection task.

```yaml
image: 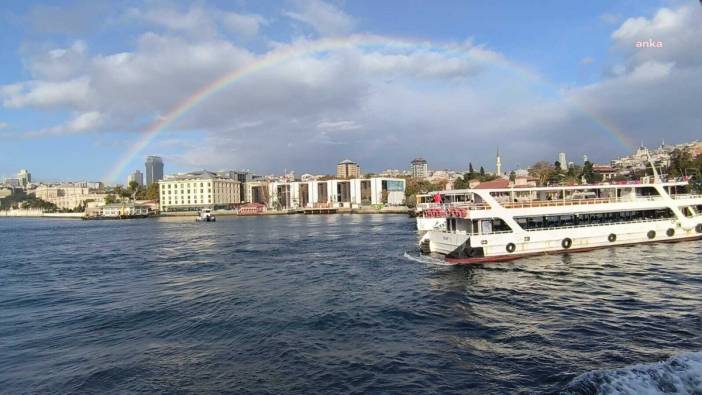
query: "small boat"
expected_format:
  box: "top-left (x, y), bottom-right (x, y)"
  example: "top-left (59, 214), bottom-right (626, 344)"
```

top-left (196, 209), bottom-right (216, 222)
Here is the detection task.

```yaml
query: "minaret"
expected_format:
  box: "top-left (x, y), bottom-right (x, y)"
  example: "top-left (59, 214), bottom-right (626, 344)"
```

top-left (496, 147), bottom-right (502, 176)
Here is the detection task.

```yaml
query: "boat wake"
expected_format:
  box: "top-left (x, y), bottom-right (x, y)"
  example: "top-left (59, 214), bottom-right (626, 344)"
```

top-left (402, 251), bottom-right (454, 266)
top-left (562, 351), bottom-right (702, 395)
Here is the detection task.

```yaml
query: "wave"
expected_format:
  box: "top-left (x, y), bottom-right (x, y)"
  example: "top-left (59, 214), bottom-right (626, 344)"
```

top-left (402, 251), bottom-right (454, 266)
top-left (562, 351), bottom-right (702, 395)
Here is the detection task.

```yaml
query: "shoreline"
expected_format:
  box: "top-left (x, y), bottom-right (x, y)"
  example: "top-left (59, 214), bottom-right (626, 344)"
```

top-left (0, 207), bottom-right (412, 219)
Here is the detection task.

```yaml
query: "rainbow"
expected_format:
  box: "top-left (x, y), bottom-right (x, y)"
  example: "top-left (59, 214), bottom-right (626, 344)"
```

top-left (104, 34), bottom-right (634, 182)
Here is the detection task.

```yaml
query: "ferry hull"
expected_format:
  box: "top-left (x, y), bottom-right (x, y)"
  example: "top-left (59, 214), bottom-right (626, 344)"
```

top-left (424, 220), bottom-right (702, 263)
top-left (444, 234), bottom-right (702, 265)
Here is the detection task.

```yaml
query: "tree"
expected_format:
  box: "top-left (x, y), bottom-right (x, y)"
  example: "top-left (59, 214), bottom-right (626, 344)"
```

top-left (529, 161), bottom-right (555, 186)
top-left (509, 171), bottom-right (516, 182)
top-left (128, 181), bottom-right (140, 192)
top-left (580, 161), bottom-right (602, 184)
top-left (144, 183), bottom-right (160, 200)
top-left (479, 166), bottom-right (485, 177)
top-left (105, 194), bottom-right (117, 205)
top-left (468, 163), bottom-right (475, 179)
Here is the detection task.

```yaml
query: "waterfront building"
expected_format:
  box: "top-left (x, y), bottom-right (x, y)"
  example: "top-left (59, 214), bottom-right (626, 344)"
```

top-left (17, 169), bottom-right (31, 188)
top-left (259, 177), bottom-right (406, 210)
top-left (145, 156), bottom-right (164, 186)
top-left (33, 184), bottom-right (108, 210)
top-left (558, 153), bottom-right (567, 171)
top-left (410, 158), bottom-right (429, 179)
top-left (158, 170), bottom-right (241, 212)
top-left (216, 170), bottom-right (252, 202)
top-left (128, 170), bottom-right (144, 187)
top-left (336, 160), bottom-right (361, 179)
top-left (99, 203), bottom-right (151, 218)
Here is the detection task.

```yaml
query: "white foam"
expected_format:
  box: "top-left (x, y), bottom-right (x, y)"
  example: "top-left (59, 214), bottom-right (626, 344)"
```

top-left (402, 251), bottom-right (454, 266)
top-left (564, 351), bottom-right (702, 395)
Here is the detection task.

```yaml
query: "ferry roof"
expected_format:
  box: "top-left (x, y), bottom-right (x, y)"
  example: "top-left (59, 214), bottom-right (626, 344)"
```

top-left (417, 180), bottom-right (690, 196)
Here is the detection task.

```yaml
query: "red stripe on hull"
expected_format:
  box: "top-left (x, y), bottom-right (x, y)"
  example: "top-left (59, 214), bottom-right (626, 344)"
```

top-left (444, 235), bottom-right (702, 265)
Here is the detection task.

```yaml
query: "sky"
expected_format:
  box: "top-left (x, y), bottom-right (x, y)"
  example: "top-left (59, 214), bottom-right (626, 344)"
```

top-left (1, 0), bottom-right (701, 183)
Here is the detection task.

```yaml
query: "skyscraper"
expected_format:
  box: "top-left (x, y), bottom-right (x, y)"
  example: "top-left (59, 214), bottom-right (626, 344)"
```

top-left (410, 158), bottom-right (428, 179)
top-left (558, 152), bottom-right (567, 171)
top-left (496, 148), bottom-right (502, 176)
top-left (145, 156), bottom-right (164, 186)
top-left (128, 170), bottom-right (144, 187)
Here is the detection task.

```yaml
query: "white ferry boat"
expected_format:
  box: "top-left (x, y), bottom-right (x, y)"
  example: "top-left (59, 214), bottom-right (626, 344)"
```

top-left (418, 174), bottom-right (702, 264)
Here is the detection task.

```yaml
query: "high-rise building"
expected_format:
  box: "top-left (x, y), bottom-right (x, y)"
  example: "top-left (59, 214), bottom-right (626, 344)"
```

top-left (128, 170), bottom-right (144, 187)
top-left (145, 156), bottom-right (164, 186)
top-left (17, 169), bottom-right (31, 187)
top-left (558, 153), bottom-right (567, 171)
top-left (410, 158), bottom-right (429, 179)
top-left (496, 148), bottom-right (502, 176)
top-left (336, 160), bottom-right (361, 179)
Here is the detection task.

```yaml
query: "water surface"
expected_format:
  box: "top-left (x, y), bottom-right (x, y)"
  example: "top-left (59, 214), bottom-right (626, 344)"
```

top-left (1, 215), bottom-right (701, 393)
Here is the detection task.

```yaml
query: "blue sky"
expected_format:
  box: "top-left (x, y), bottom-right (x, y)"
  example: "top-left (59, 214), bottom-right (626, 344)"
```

top-left (1, 0), bottom-right (700, 183)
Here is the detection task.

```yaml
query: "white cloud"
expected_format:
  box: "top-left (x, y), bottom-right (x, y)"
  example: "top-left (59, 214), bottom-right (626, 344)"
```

top-left (219, 12), bottom-right (267, 37)
top-left (0, 122), bottom-right (8, 129)
top-left (284, 0), bottom-right (355, 36)
top-left (3, 3), bottom-right (701, 173)
top-left (317, 120), bottom-right (362, 132)
top-left (1, 77), bottom-right (92, 109)
top-left (580, 57), bottom-right (595, 65)
top-left (65, 111), bottom-right (102, 132)
top-left (26, 111), bottom-right (103, 137)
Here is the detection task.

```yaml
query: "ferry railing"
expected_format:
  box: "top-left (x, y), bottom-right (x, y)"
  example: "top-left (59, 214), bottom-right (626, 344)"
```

top-left (418, 202), bottom-right (491, 211)
top-left (498, 196), bottom-right (663, 209)
top-left (671, 194), bottom-right (702, 200)
top-left (522, 217), bottom-right (675, 232)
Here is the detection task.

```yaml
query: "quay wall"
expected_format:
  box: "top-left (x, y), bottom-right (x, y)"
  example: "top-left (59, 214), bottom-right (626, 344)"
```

top-left (0, 210), bottom-right (83, 218)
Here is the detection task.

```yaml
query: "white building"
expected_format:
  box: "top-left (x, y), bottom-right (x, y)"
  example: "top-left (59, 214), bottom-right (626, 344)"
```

top-left (17, 169), bottom-right (31, 188)
top-left (246, 177), bottom-right (406, 210)
top-left (410, 158), bottom-right (429, 179)
top-left (159, 170), bottom-right (241, 212)
top-left (558, 153), bottom-right (567, 171)
top-left (33, 184), bottom-right (107, 210)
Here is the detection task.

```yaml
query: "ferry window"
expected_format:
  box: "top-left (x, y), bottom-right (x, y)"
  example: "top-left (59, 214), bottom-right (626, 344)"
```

top-left (481, 220), bottom-right (493, 234)
top-left (546, 216), bottom-right (560, 227)
top-left (516, 218), bottom-right (528, 229)
top-left (682, 207), bottom-right (694, 217)
top-left (492, 219), bottom-right (512, 232)
top-left (560, 215), bottom-right (575, 226)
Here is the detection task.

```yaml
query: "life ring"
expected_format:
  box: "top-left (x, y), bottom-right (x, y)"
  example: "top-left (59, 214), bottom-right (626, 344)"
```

top-left (506, 243), bottom-right (516, 253)
top-left (561, 238), bottom-right (572, 249)
top-left (647, 230), bottom-right (656, 239)
top-left (608, 233), bottom-right (617, 243)
top-left (697, 224), bottom-right (702, 234)
top-left (666, 228), bottom-right (675, 237)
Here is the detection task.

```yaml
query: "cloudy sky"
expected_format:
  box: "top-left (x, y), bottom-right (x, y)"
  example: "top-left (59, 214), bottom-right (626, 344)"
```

top-left (1, 0), bottom-right (700, 182)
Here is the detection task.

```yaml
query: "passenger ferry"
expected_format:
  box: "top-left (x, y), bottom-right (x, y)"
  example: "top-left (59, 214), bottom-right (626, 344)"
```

top-left (417, 172), bottom-right (702, 264)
